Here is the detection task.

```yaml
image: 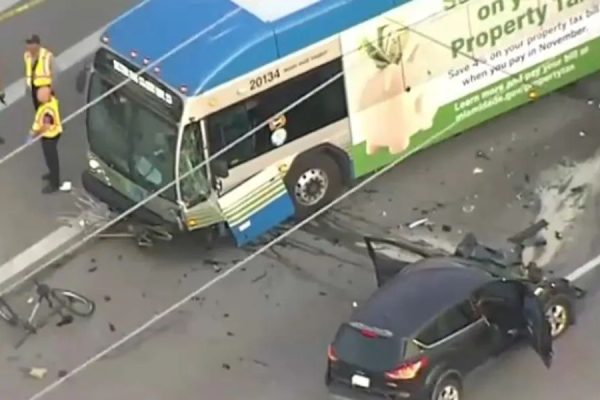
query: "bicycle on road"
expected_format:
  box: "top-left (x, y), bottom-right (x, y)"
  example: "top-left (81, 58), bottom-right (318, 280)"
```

top-left (0, 280), bottom-right (95, 347)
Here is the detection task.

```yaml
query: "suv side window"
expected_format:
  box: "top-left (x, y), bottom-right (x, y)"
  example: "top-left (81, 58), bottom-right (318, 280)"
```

top-left (416, 300), bottom-right (479, 346)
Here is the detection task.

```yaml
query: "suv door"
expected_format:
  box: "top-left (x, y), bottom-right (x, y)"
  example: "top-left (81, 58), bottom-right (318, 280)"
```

top-left (414, 300), bottom-right (494, 373)
top-left (477, 281), bottom-right (553, 367)
top-left (523, 289), bottom-right (553, 367)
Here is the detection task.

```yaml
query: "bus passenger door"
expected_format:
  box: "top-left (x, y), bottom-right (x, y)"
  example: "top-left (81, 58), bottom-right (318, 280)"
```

top-left (216, 163), bottom-right (294, 246)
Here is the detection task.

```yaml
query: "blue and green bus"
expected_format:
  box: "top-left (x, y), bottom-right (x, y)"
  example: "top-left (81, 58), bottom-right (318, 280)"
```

top-left (82, 0), bottom-right (600, 245)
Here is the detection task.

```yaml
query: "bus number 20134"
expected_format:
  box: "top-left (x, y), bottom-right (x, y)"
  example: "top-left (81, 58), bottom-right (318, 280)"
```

top-left (250, 69), bottom-right (281, 90)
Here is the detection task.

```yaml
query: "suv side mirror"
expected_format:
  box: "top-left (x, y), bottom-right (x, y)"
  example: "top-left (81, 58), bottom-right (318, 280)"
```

top-left (211, 159), bottom-right (229, 178)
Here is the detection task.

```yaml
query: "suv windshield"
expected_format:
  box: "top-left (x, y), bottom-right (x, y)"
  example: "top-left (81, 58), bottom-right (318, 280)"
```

top-left (87, 73), bottom-right (177, 200)
top-left (333, 324), bottom-right (403, 371)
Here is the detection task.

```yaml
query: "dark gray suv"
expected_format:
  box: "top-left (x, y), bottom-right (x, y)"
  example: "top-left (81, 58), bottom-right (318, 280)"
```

top-left (326, 225), bottom-right (583, 400)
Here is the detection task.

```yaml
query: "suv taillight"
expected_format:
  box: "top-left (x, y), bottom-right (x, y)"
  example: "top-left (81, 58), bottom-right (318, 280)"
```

top-left (385, 357), bottom-right (428, 380)
top-left (327, 345), bottom-right (338, 362)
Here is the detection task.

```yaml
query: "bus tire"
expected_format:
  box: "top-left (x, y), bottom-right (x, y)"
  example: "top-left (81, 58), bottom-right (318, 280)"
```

top-left (285, 152), bottom-right (343, 220)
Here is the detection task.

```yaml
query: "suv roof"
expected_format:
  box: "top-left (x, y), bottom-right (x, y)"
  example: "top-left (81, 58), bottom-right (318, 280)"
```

top-left (352, 258), bottom-right (494, 338)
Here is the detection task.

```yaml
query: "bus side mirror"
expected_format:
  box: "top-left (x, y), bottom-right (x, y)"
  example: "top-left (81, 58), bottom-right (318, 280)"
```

top-left (211, 159), bottom-right (229, 178)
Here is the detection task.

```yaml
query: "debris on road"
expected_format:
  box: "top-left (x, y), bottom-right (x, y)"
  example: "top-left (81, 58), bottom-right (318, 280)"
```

top-left (319, 291), bottom-right (327, 296)
top-left (205, 259), bottom-right (225, 273)
top-left (222, 363), bottom-right (231, 370)
top-left (87, 266), bottom-right (98, 273)
top-left (56, 315), bottom-right (74, 327)
top-left (579, 131), bottom-right (586, 137)
top-left (109, 322), bottom-right (116, 332)
top-left (223, 313), bottom-right (230, 318)
top-left (462, 204), bottom-right (475, 213)
top-left (227, 331), bottom-right (234, 337)
top-left (57, 370), bottom-right (68, 378)
top-left (253, 359), bottom-right (269, 367)
top-left (555, 231), bottom-right (563, 240)
top-left (473, 167), bottom-right (483, 174)
top-left (475, 150), bottom-right (491, 160)
top-left (570, 185), bottom-right (586, 194)
top-left (251, 271), bottom-right (267, 283)
top-left (407, 218), bottom-right (429, 229)
top-left (441, 225), bottom-right (452, 232)
top-left (25, 367), bottom-right (47, 379)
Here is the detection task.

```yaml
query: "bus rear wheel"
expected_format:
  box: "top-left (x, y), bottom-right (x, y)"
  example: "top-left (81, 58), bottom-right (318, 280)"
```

top-left (285, 152), bottom-right (343, 220)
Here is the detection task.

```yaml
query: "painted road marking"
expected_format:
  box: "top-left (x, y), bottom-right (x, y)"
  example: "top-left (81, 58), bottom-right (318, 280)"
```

top-left (566, 253), bottom-right (600, 281)
top-left (0, 222), bottom-right (84, 294)
top-left (0, 0), bottom-right (46, 23)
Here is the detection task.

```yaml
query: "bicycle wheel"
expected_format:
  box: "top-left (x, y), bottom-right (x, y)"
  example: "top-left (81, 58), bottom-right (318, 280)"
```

top-left (0, 297), bottom-right (19, 326)
top-left (51, 289), bottom-right (95, 317)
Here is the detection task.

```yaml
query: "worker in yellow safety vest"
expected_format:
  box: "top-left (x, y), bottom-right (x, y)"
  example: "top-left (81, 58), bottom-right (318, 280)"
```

top-left (30, 86), bottom-right (67, 194)
top-left (24, 34), bottom-right (54, 110)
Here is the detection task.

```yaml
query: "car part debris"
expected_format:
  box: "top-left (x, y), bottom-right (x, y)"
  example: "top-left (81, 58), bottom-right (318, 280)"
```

top-left (251, 271), bottom-right (267, 283)
top-left (475, 150), bottom-right (491, 160)
top-left (555, 231), bottom-right (563, 240)
top-left (26, 367), bottom-right (48, 379)
top-left (462, 204), bottom-right (475, 213)
top-left (407, 218), bottom-right (429, 229)
top-left (442, 225), bottom-right (452, 232)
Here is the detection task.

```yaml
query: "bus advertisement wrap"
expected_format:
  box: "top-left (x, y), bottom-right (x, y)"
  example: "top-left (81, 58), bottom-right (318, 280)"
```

top-left (341, 0), bottom-right (600, 177)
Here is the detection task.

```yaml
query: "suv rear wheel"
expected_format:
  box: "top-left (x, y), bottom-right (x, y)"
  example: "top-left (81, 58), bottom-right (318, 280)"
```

top-left (431, 375), bottom-right (462, 400)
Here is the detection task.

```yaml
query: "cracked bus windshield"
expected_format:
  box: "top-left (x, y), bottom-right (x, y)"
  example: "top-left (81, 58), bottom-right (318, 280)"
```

top-left (87, 73), bottom-right (177, 200)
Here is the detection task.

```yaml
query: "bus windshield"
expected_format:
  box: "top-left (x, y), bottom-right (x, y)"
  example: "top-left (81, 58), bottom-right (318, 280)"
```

top-left (87, 73), bottom-right (178, 200)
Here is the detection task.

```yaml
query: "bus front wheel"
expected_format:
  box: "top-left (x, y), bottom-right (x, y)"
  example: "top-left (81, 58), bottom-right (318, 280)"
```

top-left (285, 152), bottom-right (344, 220)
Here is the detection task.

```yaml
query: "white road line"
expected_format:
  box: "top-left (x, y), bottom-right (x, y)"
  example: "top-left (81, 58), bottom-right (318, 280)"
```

top-left (0, 222), bottom-right (84, 293)
top-left (567, 253), bottom-right (600, 281)
top-left (0, 0), bottom-right (21, 11)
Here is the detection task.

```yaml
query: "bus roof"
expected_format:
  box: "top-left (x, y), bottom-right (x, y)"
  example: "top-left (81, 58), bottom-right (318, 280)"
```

top-left (102, 0), bottom-right (399, 96)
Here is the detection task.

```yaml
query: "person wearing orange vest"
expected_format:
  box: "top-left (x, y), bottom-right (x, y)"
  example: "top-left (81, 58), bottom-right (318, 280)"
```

top-left (24, 34), bottom-right (54, 110)
top-left (30, 86), bottom-right (65, 193)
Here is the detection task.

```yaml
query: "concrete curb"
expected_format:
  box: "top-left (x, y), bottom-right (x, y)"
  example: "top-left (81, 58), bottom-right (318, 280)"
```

top-left (0, 223), bottom-right (87, 295)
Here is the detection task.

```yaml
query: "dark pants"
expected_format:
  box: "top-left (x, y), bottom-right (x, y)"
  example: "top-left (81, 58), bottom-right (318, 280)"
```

top-left (31, 85), bottom-right (40, 110)
top-left (41, 136), bottom-right (60, 188)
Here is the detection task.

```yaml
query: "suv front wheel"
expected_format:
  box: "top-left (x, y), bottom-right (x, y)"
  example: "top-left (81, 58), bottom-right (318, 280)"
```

top-left (431, 375), bottom-right (463, 400)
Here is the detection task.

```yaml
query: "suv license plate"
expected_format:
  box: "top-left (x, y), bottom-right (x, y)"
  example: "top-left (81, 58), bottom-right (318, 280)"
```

top-left (351, 375), bottom-right (370, 388)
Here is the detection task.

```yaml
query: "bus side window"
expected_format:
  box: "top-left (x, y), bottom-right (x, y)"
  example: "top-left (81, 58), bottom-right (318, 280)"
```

top-left (206, 104), bottom-right (258, 168)
top-left (266, 58), bottom-right (347, 142)
top-left (205, 58), bottom-right (348, 168)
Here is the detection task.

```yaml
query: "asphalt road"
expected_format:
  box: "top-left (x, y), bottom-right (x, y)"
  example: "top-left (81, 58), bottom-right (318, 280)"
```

top-left (0, 72), bottom-right (599, 399)
top-left (0, 0), bottom-right (139, 264)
